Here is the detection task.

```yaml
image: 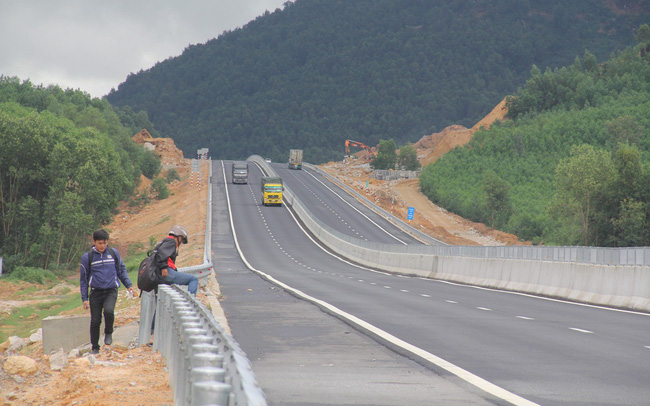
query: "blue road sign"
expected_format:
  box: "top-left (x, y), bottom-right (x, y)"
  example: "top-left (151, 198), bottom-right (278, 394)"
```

top-left (407, 207), bottom-right (415, 220)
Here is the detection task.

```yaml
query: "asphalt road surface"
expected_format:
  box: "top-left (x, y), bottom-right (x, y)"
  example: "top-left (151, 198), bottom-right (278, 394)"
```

top-left (214, 160), bottom-right (650, 406)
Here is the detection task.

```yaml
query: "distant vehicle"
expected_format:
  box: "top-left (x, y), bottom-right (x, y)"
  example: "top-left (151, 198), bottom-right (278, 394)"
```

top-left (288, 149), bottom-right (303, 170)
top-left (265, 158), bottom-right (272, 163)
top-left (231, 161), bottom-right (248, 184)
top-left (261, 177), bottom-right (283, 206)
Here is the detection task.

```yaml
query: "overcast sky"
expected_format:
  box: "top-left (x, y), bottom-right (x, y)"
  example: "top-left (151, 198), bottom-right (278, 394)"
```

top-left (0, 0), bottom-right (287, 98)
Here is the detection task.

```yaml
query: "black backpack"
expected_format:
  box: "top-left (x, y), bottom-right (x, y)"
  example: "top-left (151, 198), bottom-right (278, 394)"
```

top-left (137, 243), bottom-right (163, 294)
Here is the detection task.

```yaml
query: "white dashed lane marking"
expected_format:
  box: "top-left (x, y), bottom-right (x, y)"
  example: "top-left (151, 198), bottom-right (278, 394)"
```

top-left (569, 328), bottom-right (593, 334)
top-left (295, 176), bottom-right (367, 240)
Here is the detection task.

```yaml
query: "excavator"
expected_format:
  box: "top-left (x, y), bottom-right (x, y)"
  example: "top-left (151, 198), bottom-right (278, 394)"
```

top-left (345, 140), bottom-right (376, 160)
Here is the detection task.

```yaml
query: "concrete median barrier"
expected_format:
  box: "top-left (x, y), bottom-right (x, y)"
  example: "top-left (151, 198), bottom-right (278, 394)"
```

top-left (251, 155), bottom-right (650, 313)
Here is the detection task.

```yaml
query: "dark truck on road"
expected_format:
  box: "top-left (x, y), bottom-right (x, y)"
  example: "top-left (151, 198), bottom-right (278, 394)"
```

top-left (231, 161), bottom-right (248, 184)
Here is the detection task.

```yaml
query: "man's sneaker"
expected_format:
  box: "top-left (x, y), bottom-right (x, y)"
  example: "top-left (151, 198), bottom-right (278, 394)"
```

top-left (104, 333), bottom-right (113, 346)
top-left (91, 348), bottom-right (100, 354)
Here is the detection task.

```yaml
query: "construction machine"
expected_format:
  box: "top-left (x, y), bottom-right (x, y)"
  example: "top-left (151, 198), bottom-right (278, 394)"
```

top-left (345, 140), bottom-right (376, 160)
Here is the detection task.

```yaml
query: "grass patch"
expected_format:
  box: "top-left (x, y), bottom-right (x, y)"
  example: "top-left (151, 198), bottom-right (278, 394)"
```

top-left (6, 267), bottom-right (57, 285)
top-left (128, 242), bottom-right (145, 256)
top-left (0, 292), bottom-right (81, 343)
top-left (155, 215), bottom-right (170, 225)
top-left (12, 285), bottom-right (41, 298)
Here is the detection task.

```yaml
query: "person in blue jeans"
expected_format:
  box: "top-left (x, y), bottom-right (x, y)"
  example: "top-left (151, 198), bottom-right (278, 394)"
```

top-left (157, 225), bottom-right (198, 295)
top-left (149, 225), bottom-right (198, 344)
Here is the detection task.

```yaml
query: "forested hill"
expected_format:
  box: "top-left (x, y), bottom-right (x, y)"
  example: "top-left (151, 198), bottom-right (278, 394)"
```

top-left (106, 0), bottom-right (648, 163)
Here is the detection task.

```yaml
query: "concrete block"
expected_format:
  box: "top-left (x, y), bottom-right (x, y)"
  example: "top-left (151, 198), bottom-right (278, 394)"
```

top-left (42, 315), bottom-right (103, 354)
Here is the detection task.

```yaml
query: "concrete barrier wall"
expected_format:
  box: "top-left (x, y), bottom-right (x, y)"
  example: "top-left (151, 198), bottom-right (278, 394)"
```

top-left (43, 315), bottom-right (103, 353)
top-left (250, 156), bottom-right (650, 312)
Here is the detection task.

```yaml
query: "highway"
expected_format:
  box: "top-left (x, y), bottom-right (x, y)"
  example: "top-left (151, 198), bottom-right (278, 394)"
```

top-left (217, 160), bottom-right (650, 406)
top-left (272, 163), bottom-right (422, 245)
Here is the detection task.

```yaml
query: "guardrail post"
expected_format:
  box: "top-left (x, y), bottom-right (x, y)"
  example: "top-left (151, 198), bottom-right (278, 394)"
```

top-left (192, 366), bottom-right (227, 385)
top-left (192, 352), bottom-right (224, 369)
top-left (191, 381), bottom-right (231, 406)
top-left (179, 331), bottom-right (210, 405)
top-left (137, 290), bottom-right (156, 346)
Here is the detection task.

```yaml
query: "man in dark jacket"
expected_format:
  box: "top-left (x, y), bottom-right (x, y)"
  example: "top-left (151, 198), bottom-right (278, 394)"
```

top-left (147, 225), bottom-right (199, 345)
top-left (157, 225), bottom-right (198, 295)
top-left (80, 229), bottom-right (135, 354)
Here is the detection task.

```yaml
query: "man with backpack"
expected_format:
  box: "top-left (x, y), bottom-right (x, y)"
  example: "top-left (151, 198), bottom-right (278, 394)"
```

top-left (157, 225), bottom-right (198, 295)
top-left (80, 229), bottom-right (136, 354)
top-left (147, 225), bottom-right (198, 345)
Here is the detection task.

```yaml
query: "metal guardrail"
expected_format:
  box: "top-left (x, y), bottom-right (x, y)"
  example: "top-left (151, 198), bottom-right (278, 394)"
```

top-left (148, 285), bottom-right (266, 406)
top-left (138, 159), bottom-right (268, 406)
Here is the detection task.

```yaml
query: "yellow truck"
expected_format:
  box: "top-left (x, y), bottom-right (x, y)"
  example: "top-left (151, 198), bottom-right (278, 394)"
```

top-left (261, 177), bottom-right (283, 206)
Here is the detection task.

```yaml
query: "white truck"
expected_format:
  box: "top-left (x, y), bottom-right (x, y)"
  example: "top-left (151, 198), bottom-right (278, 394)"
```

top-left (288, 149), bottom-right (303, 170)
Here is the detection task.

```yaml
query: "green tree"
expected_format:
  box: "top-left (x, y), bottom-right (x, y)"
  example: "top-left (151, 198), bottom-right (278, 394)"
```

top-left (552, 144), bottom-right (614, 246)
top-left (613, 143), bottom-right (642, 196)
top-left (582, 50), bottom-right (598, 72)
top-left (397, 144), bottom-right (421, 171)
top-left (141, 149), bottom-right (161, 179)
top-left (371, 139), bottom-right (397, 170)
top-left (635, 23), bottom-right (650, 46)
top-left (483, 170), bottom-right (511, 228)
top-left (611, 198), bottom-right (646, 247)
top-left (151, 178), bottom-right (170, 199)
top-left (605, 116), bottom-right (642, 151)
top-left (165, 168), bottom-right (181, 183)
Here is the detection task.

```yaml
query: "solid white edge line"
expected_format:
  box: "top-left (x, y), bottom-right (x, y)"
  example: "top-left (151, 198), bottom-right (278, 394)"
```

top-left (221, 160), bottom-right (540, 406)
top-left (303, 168), bottom-right (408, 245)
